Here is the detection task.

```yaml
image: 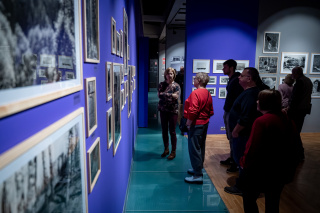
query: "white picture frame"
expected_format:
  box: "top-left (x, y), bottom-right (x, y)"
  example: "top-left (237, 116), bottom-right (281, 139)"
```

top-left (111, 17), bottom-right (116, 55)
top-left (193, 59), bottom-right (210, 73)
top-left (207, 87), bottom-right (216, 96)
top-left (219, 87), bottom-right (227, 99)
top-left (85, 77), bottom-right (98, 137)
top-left (106, 62), bottom-right (112, 101)
top-left (281, 52), bottom-right (308, 74)
top-left (106, 108), bottom-right (113, 149)
top-left (310, 77), bottom-right (320, 98)
top-left (219, 76), bottom-right (229, 85)
top-left (208, 76), bottom-right (217, 85)
top-left (258, 56), bottom-right (278, 74)
top-left (235, 60), bottom-right (250, 72)
top-left (116, 31), bottom-right (120, 56)
top-left (87, 137), bottom-right (101, 193)
top-left (213, 60), bottom-right (249, 73)
top-left (310, 53), bottom-right (320, 75)
top-left (263, 32), bottom-right (280, 54)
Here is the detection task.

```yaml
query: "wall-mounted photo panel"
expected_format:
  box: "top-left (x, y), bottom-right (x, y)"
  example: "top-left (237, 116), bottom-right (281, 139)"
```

top-left (112, 63), bottom-right (122, 155)
top-left (0, 108), bottom-right (88, 213)
top-left (121, 89), bottom-right (124, 110)
top-left (116, 31), bottom-right (120, 56)
top-left (208, 76), bottom-right (217, 85)
top-left (310, 53), bottom-right (320, 75)
top-left (219, 87), bottom-right (227, 99)
top-left (258, 56), bottom-right (278, 74)
top-left (58, 55), bottom-right (74, 69)
top-left (106, 108), bottom-right (113, 149)
top-left (123, 8), bottom-right (128, 73)
top-left (84, 0), bottom-right (100, 63)
top-left (111, 17), bottom-right (116, 55)
top-left (261, 76), bottom-right (277, 89)
top-left (85, 77), bottom-right (98, 137)
top-left (310, 77), bottom-right (320, 98)
top-left (87, 137), bottom-right (101, 193)
top-left (128, 66), bottom-right (132, 118)
top-left (207, 87), bottom-right (216, 96)
top-left (213, 60), bottom-right (224, 73)
top-left (0, 0), bottom-right (83, 118)
top-left (281, 52), bottom-right (308, 74)
top-left (219, 76), bottom-right (229, 85)
top-left (263, 32), bottom-right (280, 54)
top-left (193, 59), bottom-right (210, 73)
top-left (120, 30), bottom-right (123, 58)
top-left (106, 62), bottom-right (112, 101)
top-left (235, 60), bottom-right (249, 72)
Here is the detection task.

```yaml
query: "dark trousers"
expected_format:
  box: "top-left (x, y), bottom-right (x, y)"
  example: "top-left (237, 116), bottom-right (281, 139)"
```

top-left (290, 112), bottom-right (306, 158)
top-left (242, 180), bottom-right (284, 213)
top-left (188, 123), bottom-right (209, 176)
top-left (160, 111), bottom-right (178, 151)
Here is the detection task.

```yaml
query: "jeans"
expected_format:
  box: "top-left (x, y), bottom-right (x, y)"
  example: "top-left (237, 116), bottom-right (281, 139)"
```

top-left (160, 111), bottom-right (178, 151)
top-left (232, 135), bottom-right (249, 166)
top-left (223, 111), bottom-right (233, 159)
top-left (188, 123), bottom-right (209, 176)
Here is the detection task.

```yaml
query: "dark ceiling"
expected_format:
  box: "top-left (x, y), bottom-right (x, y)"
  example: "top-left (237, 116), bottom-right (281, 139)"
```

top-left (140, 0), bottom-right (186, 39)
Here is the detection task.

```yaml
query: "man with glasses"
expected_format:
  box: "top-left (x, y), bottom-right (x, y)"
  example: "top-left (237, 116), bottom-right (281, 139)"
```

top-left (224, 67), bottom-right (262, 196)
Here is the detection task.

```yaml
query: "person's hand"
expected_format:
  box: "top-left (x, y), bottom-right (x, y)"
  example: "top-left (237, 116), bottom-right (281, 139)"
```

top-left (172, 93), bottom-right (178, 99)
top-left (232, 130), bottom-right (239, 138)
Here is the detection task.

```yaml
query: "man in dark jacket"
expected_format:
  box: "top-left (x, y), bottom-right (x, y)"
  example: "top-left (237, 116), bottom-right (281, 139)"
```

top-left (220, 59), bottom-right (243, 173)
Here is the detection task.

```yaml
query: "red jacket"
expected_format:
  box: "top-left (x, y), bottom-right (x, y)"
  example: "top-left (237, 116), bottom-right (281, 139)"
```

top-left (184, 88), bottom-right (214, 125)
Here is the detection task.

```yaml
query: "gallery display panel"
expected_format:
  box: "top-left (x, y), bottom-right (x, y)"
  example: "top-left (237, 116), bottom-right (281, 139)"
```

top-left (0, 108), bottom-right (88, 213)
top-left (0, 0), bottom-right (83, 118)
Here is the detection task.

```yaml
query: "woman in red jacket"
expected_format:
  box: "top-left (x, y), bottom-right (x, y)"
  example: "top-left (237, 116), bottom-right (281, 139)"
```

top-left (184, 72), bottom-right (214, 184)
top-left (240, 89), bottom-right (299, 213)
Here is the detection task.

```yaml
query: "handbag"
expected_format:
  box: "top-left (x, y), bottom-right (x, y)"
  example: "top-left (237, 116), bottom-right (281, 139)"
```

top-left (179, 90), bottom-right (210, 132)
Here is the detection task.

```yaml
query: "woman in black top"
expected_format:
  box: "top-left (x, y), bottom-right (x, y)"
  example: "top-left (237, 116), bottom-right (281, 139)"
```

top-left (158, 67), bottom-right (180, 160)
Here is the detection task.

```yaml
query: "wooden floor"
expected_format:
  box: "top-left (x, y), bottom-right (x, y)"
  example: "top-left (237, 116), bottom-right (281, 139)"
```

top-left (204, 133), bottom-right (320, 213)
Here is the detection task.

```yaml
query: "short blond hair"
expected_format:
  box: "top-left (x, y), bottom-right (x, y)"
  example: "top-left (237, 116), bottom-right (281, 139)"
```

top-left (164, 67), bottom-right (176, 81)
top-left (195, 72), bottom-right (209, 87)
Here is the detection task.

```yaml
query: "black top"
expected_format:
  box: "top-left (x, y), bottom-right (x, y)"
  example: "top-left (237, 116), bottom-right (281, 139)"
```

top-left (223, 72), bottom-right (244, 112)
top-left (289, 75), bottom-right (313, 114)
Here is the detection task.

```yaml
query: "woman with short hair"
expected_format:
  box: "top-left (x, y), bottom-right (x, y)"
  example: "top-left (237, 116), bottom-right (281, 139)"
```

top-left (158, 67), bottom-right (180, 160)
top-left (184, 72), bottom-right (214, 184)
top-left (278, 74), bottom-right (294, 108)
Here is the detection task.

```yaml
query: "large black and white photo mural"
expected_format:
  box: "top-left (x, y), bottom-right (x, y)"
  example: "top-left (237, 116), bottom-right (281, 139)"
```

top-left (0, 0), bottom-right (83, 118)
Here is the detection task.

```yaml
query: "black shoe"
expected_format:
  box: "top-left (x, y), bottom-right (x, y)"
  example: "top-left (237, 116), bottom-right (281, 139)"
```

top-left (161, 149), bottom-right (169, 158)
top-left (224, 186), bottom-right (242, 196)
top-left (226, 164), bottom-right (239, 173)
top-left (220, 157), bottom-right (232, 166)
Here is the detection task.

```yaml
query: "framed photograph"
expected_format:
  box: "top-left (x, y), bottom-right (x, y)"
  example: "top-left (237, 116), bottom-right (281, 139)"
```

top-left (112, 63), bottom-right (122, 155)
top-left (65, 71), bottom-right (75, 80)
top-left (212, 60), bottom-right (224, 73)
top-left (126, 80), bottom-right (129, 97)
top-left (40, 54), bottom-right (56, 67)
top-left (85, 77), bottom-right (98, 137)
top-left (87, 137), bottom-right (101, 193)
top-left (134, 78), bottom-right (136, 90)
top-left (116, 31), bottom-right (120, 56)
top-left (235, 60), bottom-right (250, 72)
top-left (106, 108), bottom-right (113, 149)
top-left (208, 76), bottom-right (217, 85)
top-left (105, 62), bottom-right (112, 101)
top-left (310, 53), bottom-right (320, 74)
top-left (207, 87), bottom-right (216, 96)
top-left (120, 64), bottom-right (124, 83)
top-left (120, 30), bottom-right (123, 58)
top-left (58, 55), bottom-right (74, 69)
top-left (111, 17), bottom-right (116, 55)
top-left (128, 65), bottom-right (132, 118)
top-left (0, 108), bottom-right (88, 213)
top-left (193, 59), bottom-right (210, 73)
top-left (279, 76), bottom-right (285, 85)
top-left (0, 0), bottom-right (83, 119)
top-left (263, 32), bottom-right (280, 53)
top-left (258, 56), bottom-right (278, 74)
top-left (84, 0), bottom-right (100, 63)
top-left (123, 8), bottom-right (128, 74)
top-left (219, 87), bottom-right (227, 99)
top-left (281, 52), bottom-right (308, 74)
top-left (219, 76), bottom-right (229, 85)
top-left (310, 77), bottom-right (320, 98)
top-left (261, 76), bottom-right (277, 89)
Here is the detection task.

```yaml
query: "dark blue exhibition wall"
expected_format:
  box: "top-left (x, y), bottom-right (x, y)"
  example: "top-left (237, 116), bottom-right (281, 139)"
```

top-left (185, 0), bottom-right (259, 134)
top-left (0, 0), bottom-right (139, 212)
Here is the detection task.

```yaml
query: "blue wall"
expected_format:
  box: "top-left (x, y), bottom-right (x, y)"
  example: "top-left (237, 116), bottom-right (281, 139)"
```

top-left (0, 0), bottom-right (139, 212)
top-left (185, 0), bottom-right (260, 134)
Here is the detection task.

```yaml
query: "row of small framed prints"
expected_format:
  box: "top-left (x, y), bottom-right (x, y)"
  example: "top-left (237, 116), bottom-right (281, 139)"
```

top-left (192, 59), bottom-right (249, 73)
top-left (192, 87), bottom-right (227, 99)
top-left (111, 16), bottom-right (130, 59)
top-left (258, 53), bottom-right (320, 75)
